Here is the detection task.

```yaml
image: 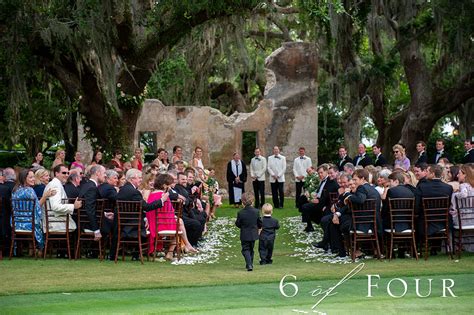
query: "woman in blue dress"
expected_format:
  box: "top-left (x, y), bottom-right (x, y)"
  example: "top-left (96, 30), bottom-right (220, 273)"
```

top-left (11, 169), bottom-right (56, 251)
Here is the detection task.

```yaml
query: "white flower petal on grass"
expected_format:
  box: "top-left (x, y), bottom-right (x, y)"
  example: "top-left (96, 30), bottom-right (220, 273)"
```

top-left (282, 216), bottom-right (352, 265)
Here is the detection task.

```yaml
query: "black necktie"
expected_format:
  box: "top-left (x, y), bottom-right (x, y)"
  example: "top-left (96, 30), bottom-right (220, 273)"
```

top-left (275, 155), bottom-right (280, 159)
top-left (300, 156), bottom-right (304, 160)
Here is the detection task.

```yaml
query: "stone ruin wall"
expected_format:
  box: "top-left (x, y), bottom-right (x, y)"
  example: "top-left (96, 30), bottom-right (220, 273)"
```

top-left (133, 42), bottom-right (319, 196)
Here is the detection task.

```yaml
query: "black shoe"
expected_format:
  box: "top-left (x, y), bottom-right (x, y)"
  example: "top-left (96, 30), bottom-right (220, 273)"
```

top-left (266, 260), bottom-right (273, 264)
top-left (312, 242), bottom-right (328, 250)
top-left (259, 261), bottom-right (266, 265)
top-left (304, 226), bottom-right (315, 232)
top-left (430, 248), bottom-right (438, 256)
top-left (131, 253), bottom-right (140, 261)
top-left (246, 265), bottom-right (253, 271)
top-left (336, 251), bottom-right (347, 258)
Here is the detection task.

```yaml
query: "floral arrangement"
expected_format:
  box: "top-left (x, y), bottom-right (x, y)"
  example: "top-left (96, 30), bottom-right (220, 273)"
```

top-left (204, 176), bottom-right (218, 206)
top-left (303, 172), bottom-right (320, 199)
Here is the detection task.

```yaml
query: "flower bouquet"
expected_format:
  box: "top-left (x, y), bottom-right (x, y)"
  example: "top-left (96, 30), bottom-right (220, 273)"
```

top-left (303, 172), bottom-right (320, 200)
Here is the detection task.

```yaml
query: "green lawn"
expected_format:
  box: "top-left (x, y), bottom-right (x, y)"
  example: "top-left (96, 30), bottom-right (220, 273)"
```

top-left (1, 199), bottom-right (473, 313)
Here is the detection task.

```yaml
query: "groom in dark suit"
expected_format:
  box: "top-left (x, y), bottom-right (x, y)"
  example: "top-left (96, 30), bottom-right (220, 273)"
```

top-left (382, 171), bottom-right (415, 232)
top-left (235, 192), bottom-right (262, 271)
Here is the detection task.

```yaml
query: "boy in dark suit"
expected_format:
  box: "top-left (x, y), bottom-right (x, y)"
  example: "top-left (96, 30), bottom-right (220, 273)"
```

top-left (259, 203), bottom-right (279, 265)
top-left (235, 192), bottom-right (262, 271)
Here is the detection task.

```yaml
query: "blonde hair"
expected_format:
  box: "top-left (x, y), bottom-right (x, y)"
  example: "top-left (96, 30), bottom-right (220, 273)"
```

top-left (392, 144), bottom-right (406, 157)
top-left (262, 203), bottom-right (273, 215)
top-left (34, 168), bottom-right (49, 185)
top-left (460, 164), bottom-right (474, 187)
top-left (139, 172), bottom-right (155, 190)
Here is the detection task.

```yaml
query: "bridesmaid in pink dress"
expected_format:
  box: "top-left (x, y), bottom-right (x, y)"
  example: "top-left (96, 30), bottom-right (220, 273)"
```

top-left (147, 175), bottom-right (176, 259)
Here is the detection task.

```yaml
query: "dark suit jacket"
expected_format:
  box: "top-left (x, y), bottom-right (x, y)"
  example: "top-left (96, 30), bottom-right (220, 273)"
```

top-left (260, 216), bottom-right (280, 241)
top-left (374, 154), bottom-right (388, 167)
top-left (463, 149), bottom-right (474, 164)
top-left (337, 156), bottom-right (353, 171)
top-left (382, 185), bottom-right (415, 232)
top-left (79, 180), bottom-right (101, 231)
top-left (64, 182), bottom-right (80, 199)
top-left (0, 183), bottom-right (13, 238)
top-left (235, 205), bottom-right (262, 241)
top-left (415, 178), bottom-right (453, 236)
top-left (320, 179), bottom-right (339, 212)
top-left (430, 151), bottom-right (452, 164)
top-left (348, 183), bottom-right (381, 233)
top-left (98, 183), bottom-right (118, 201)
top-left (117, 182), bottom-right (163, 212)
top-left (353, 154), bottom-right (373, 167)
top-left (415, 151), bottom-right (428, 164)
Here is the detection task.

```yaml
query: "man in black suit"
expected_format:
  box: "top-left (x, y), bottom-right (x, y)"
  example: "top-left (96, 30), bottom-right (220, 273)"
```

top-left (413, 162), bottom-right (429, 186)
top-left (98, 169), bottom-right (119, 260)
top-left (415, 164), bottom-right (453, 238)
top-left (382, 172), bottom-right (415, 232)
top-left (345, 169), bottom-right (381, 235)
top-left (415, 141), bottom-right (428, 164)
top-left (337, 146), bottom-right (353, 171)
top-left (64, 173), bottom-right (81, 199)
top-left (353, 143), bottom-right (373, 167)
top-left (235, 192), bottom-right (262, 271)
top-left (0, 168), bottom-right (15, 254)
top-left (117, 168), bottom-right (168, 239)
top-left (301, 164), bottom-right (339, 232)
top-left (79, 165), bottom-right (107, 243)
top-left (174, 172), bottom-right (204, 247)
top-left (463, 140), bottom-right (474, 164)
top-left (185, 170), bottom-right (207, 228)
top-left (430, 139), bottom-right (452, 164)
top-left (372, 144), bottom-right (388, 167)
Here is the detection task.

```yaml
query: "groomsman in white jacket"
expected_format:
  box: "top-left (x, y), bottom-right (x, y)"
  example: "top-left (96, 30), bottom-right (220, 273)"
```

top-left (267, 146), bottom-right (286, 208)
top-left (250, 148), bottom-right (267, 208)
top-left (293, 147), bottom-right (312, 208)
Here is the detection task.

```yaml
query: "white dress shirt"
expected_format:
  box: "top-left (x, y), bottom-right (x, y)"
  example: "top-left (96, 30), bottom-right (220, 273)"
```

top-left (293, 155), bottom-right (312, 182)
top-left (267, 154), bottom-right (286, 183)
top-left (250, 155), bottom-right (267, 181)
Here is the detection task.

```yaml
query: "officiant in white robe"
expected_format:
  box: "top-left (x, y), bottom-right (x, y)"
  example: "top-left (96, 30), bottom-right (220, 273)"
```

top-left (226, 152), bottom-right (247, 205)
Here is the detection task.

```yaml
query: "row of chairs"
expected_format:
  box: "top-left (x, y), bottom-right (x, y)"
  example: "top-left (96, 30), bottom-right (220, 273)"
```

top-left (4, 197), bottom-right (183, 264)
top-left (345, 196), bottom-right (474, 261)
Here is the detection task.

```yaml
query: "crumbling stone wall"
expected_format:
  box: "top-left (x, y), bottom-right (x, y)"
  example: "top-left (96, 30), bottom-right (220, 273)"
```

top-left (133, 42), bottom-right (318, 196)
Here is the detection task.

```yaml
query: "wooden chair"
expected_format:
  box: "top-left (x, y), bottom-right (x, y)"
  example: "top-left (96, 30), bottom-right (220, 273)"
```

top-left (75, 198), bottom-right (104, 260)
top-left (153, 200), bottom-right (184, 261)
top-left (452, 195), bottom-right (474, 258)
top-left (100, 199), bottom-right (116, 257)
top-left (115, 200), bottom-right (149, 264)
top-left (0, 196), bottom-right (4, 260)
top-left (385, 198), bottom-right (418, 260)
top-left (421, 197), bottom-right (452, 260)
top-left (9, 198), bottom-right (37, 259)
top-left (43, 199), bottom-right (72, 259)
top-left (349, 199), bottom-right (381, 261)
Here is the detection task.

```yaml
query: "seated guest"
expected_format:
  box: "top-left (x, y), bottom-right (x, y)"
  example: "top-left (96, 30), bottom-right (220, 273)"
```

top-left (117, 171), bottom-right (126, 188)
top-left (153, 148), bottom-right (170, 173)
top-left (138, 172), bottom-right (156, 202)
top-left (382, 171), bottom-right (415, 232)
top-left (44, 164), bottom-right (82, 232)
top-left (344, 168), bottom-right (382, 236)
top-left (63, 172), bottom-right (81, 199)
top-left (33, 168), bottom-right (50, 198)
top-left (326, 173), bottom-right (354, 257)
top-left (185, 170), bottom-right (207, 229)
top-left (175, 160), bottom-right (185, 173)
top-left (0, 168), bottom-right (16, 252)
top-left (328, 165), bottom-right (339, 182)
top-left (11, 169), bottom-right (56, 254)
top-left (301, 164), bottom-right (339, 232)
top-left (78, 165), bottom-right (107, 243)
top-left (173, 172), bottom-right (204, 247)
top-left (343, 163), bottom-right (355, 176)
top-left (413, 162), bottom-right (429, 186)
top-left (98, 169), bottom-right (119, 260)
top-left (450, 164), bottom-right (474, 227)
top-left (393, 144), bottom-right (410, 171)
top-left (376, 169), bottom-right (392, 200)
top-left (446, 165), bottom-right (460, 192)
top-left (116, 168), bottom-right (168, 238)
top-left (415, 164), bottom-right (453, 241)
top-left (99, 170), bottom-right (120, 200)
top-left (122, 161), bottom-right (132, 173)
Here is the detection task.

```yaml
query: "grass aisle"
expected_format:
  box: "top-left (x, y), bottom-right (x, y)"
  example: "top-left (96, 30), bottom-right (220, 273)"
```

top-left (1, 199), bottom-right (473, 313)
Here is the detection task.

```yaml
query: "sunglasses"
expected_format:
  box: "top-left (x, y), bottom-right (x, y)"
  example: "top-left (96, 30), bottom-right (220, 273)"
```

top-left (393, 151), bottom-right (399, 153)
top-left (61, 171), bottom-right (70, 175)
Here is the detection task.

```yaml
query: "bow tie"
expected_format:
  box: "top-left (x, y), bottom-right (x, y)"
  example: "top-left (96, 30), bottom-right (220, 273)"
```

top-left (274, 155), bottom-right (280, 159)
top-left (300, 156), bottom-right (305, 160)
top-left (255, 157), bottom-right (260, 161)
top-left (437, 151), bottom-right (443, 154)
